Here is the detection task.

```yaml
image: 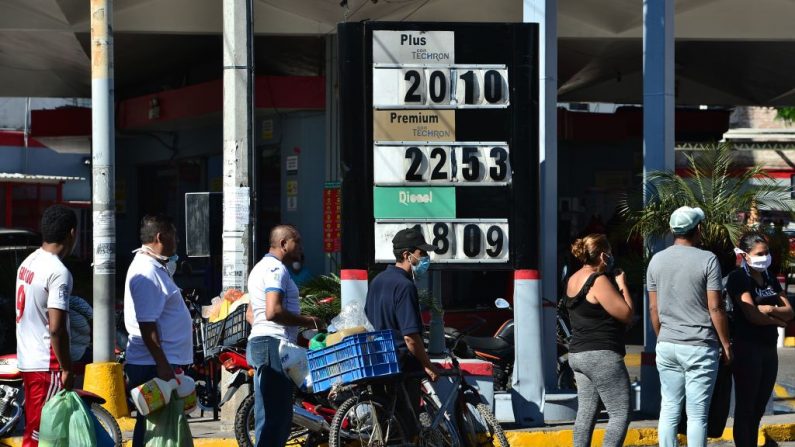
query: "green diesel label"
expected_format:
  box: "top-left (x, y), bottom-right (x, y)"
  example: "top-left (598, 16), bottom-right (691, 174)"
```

top-left (373, 187), bottom-right (456, 219)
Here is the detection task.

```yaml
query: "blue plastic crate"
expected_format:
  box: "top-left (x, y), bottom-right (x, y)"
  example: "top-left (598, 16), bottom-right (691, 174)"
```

top-left (307, 330), bottom-right (401, 393)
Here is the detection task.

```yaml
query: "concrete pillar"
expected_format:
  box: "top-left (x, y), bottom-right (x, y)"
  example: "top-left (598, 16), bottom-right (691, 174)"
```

top-left (641, 0), bottom-right (675, 415)
top-left (220, 0), bottom-right (255, 429)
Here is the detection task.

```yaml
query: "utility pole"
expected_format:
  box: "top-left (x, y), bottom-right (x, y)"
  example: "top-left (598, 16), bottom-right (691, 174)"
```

top-left (90, 0), bottom-right (116, 364)
top-left (221, 0), bottom-right (254, 294)
top-left (220, 0), bottom-right (254, 428)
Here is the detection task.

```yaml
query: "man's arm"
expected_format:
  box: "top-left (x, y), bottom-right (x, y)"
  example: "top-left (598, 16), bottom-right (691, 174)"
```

top-left (707, 290), bottom-right (733, 365)
top-left (265, 291), bottom-right (322, 329)
top-left (404, 333), bottom-right (438, 382)
top-left (648, 291), bottom-right (661, 336)
top-left (139, 322), bottom-right (176, 381)
top-left (48, 307), bottom-right (73, 390)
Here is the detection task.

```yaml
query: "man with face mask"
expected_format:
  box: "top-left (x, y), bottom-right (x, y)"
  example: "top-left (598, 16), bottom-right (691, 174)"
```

top-left (366, 227), bottom-right (440, 384)
top-left (647, 206), bottom-right (733, 447)
top-left (16, 205), bottom-right (78, 447)
top-left (246, 225), bottom-right (324, 447)
top-left (123, 214), bottom-right (193, 447)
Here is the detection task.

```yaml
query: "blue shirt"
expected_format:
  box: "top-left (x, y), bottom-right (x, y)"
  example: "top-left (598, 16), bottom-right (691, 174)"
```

top-left (365, 265), bottom-right (422, 353)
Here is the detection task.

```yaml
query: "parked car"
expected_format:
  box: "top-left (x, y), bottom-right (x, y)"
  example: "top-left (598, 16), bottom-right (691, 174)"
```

top-left (0, 228), bottom-right (41, 355)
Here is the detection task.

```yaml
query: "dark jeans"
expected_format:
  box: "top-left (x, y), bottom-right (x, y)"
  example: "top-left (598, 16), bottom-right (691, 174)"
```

top-left (733, 340), bottom-right (778, 447)
top-left (247, 336), bottom-right (295, 447)
top-left (124, 363), bottom-right (181, 447)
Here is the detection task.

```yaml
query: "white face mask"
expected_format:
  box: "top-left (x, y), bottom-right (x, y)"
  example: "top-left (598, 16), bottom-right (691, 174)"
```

top-left (747, 254), bottom-right (772, 272)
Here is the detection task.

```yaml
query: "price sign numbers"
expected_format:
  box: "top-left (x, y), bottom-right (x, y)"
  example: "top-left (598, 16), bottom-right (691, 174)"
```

top-left (374, 144), bottom-right (511, 185)
top-left (373, 66), bottom-right (509, 108)
top-left (373, 221), bottom-right (509, 263)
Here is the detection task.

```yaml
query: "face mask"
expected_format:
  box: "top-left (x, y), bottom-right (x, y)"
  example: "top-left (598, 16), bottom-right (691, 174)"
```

top-left (292, 261), bottom-right (302, 272)
top-left (410, 254), bottom-right (431, 278)
top-left (603, 253), bottom-right (615, 273)
top-left (167, 254), bottom-right (179, 276)
top-left (747, 254), bottom-right (772, 272)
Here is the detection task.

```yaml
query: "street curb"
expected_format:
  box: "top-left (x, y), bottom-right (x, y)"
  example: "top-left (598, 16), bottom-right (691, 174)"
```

top-left (505, 422), bottom-right (795, 446)
top-left (3, 420), bottom-right (794, 446)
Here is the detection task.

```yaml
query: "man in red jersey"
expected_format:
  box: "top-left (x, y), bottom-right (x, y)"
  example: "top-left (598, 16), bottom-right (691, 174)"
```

top-left (15, 205), bottom-right (78, 446)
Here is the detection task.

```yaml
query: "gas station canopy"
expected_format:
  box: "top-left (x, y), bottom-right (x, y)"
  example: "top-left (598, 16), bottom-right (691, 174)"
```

top-left (2, 0), bottom-right (795, 105)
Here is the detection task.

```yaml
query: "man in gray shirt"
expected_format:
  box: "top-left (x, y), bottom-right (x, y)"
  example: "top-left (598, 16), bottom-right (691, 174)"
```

top-left (647, 206), bottom-right (732, 447)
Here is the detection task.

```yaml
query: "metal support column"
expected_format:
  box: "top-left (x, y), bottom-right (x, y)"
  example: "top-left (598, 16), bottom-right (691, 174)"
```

top-left (90, 0), bottom-right (116, 364)
top-left (641, 0), bottom-right (675, 415)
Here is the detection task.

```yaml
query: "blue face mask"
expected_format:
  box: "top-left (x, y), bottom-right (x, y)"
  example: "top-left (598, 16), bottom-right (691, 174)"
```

top-left (410, 254), bottom-right (431, 278)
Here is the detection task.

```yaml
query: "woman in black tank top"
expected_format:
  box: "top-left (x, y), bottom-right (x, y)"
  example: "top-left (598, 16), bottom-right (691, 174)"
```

top-left (566, 234), bottom-right (634, 447)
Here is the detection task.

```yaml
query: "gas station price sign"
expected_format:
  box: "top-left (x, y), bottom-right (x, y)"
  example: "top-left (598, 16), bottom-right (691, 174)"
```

top-left (339, 22), bottom-right (539, 270)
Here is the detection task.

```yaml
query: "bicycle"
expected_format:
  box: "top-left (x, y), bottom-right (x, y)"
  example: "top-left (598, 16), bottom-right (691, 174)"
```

top-left (327, 349), bottom-right (508, 447)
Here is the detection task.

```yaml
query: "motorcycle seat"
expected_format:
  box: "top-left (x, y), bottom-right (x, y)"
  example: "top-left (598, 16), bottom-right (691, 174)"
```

top-left (462, 335), bottom-right (513, 360)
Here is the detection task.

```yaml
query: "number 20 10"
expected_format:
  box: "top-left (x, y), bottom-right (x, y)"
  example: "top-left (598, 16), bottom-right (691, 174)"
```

top-left (402, 68), bottom-right (508, 106)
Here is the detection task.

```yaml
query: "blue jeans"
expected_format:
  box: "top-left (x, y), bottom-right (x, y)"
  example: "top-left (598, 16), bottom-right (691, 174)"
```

top-left (656, 341), bottom-right (719, 447)
top-left (124, 363), bottom-right (180, 447)
top-left (247, 336), bottom-right (294, 447)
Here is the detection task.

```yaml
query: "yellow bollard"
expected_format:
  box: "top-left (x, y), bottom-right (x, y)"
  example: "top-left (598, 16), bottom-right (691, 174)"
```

top-left (82, 362), bottom-right (129, 418)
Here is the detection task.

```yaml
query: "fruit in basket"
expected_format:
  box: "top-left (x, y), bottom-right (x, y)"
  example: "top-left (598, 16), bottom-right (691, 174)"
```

top-left (223, 288), bottom-right (244, 303)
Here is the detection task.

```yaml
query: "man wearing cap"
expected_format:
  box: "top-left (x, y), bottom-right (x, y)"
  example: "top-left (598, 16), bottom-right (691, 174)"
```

top-left (647, 206), bottom-right (733, 447)
top-left (366, 227), bottom-right (439, 382)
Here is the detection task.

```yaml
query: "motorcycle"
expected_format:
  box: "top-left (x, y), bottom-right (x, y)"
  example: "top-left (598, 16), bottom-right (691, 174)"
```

top-left (450, 297), bottom-right (576, 391)
top-left (217, 346), bottom-right (336, 447)
top-left (0, 353), bottom-right (123, 444)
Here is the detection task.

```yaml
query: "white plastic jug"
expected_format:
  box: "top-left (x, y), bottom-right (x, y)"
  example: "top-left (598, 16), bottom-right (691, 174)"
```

top-left (130, 377), bottom-right (178, 416)
top-left (175, 370), bottom-right (197, 414)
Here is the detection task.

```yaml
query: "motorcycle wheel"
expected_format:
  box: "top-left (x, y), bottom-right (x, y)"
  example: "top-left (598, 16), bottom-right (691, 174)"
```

top-left (234, 394), bottom-right (321, 447)
top-left (91, 403), bottom-right (122, 447)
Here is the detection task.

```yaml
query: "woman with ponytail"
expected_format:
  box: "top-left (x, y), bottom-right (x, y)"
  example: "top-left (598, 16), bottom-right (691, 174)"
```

top-left (565, 234), bottom-right (634, 447)
top-left (727, 232), bottom-right (794, 447)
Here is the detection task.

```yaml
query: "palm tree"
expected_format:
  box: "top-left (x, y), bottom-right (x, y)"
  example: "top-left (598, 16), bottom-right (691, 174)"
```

top-left (619, 143), bottom-right (793, 273)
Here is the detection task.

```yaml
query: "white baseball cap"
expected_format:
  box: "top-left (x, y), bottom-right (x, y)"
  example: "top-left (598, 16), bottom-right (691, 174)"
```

top-left (669, 206), bottom-right (705, 235)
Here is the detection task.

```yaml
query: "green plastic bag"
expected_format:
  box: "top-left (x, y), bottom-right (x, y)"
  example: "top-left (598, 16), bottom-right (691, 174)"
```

top-left (38, 390), bottom-right (97, 447)
top-left (144, 391), bottom-right (194, 447)
top-left (309, 333), bottom-right (327, 350)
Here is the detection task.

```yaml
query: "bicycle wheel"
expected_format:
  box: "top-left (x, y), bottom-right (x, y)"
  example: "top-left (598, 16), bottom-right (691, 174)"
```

top-left (419, 394), bottom-right (461, 447)
top-left (90, 403), bottom-right (122, 447)
top-left (328, 393), bottom-right (411, 447)
top-left (234, 394), bottom-right (321, 447)
top-left (458, 402), bottom-right (508, 447)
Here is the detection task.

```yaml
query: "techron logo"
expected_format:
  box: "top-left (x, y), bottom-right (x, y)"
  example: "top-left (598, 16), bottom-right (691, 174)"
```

top-left (399, 190), bottom-right (432, 205)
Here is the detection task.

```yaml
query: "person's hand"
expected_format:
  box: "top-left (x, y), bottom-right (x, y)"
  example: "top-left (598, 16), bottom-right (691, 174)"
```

top-left (424, 365), bottom-right (440, 382)
top-left (60, 370), bottom-right (75, 391)
top-left (156, 363), bottom-right (176, 382)
top-left (721, 344), bottom-right (733, 366)
top-left (758, 305), bottom-right (775, 314)
top-left (614, 269), bottom-right (628, 287)
top-left (307, 316), bottom-right (326, 331)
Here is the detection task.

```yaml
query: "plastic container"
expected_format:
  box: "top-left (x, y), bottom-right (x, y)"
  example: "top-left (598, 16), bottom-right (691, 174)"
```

top-left (130, 377), bottom-right (178, 416)
top-left (325, 326), bottom-right (366, 347)
top-left (175, 370), bottom-right (197, 414)
top-left (307, 330), bottom-right (400, 393)
top-left (205, 303), bottom-right (251, 357)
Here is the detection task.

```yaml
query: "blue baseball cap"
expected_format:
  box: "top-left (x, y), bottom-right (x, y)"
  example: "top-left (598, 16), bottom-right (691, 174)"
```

top-left (669, 206), bottom-right (705, 234)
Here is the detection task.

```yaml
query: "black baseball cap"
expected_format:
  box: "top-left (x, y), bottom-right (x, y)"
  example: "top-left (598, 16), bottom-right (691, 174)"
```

top-left (392, 227), bottom-right (436, 252)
